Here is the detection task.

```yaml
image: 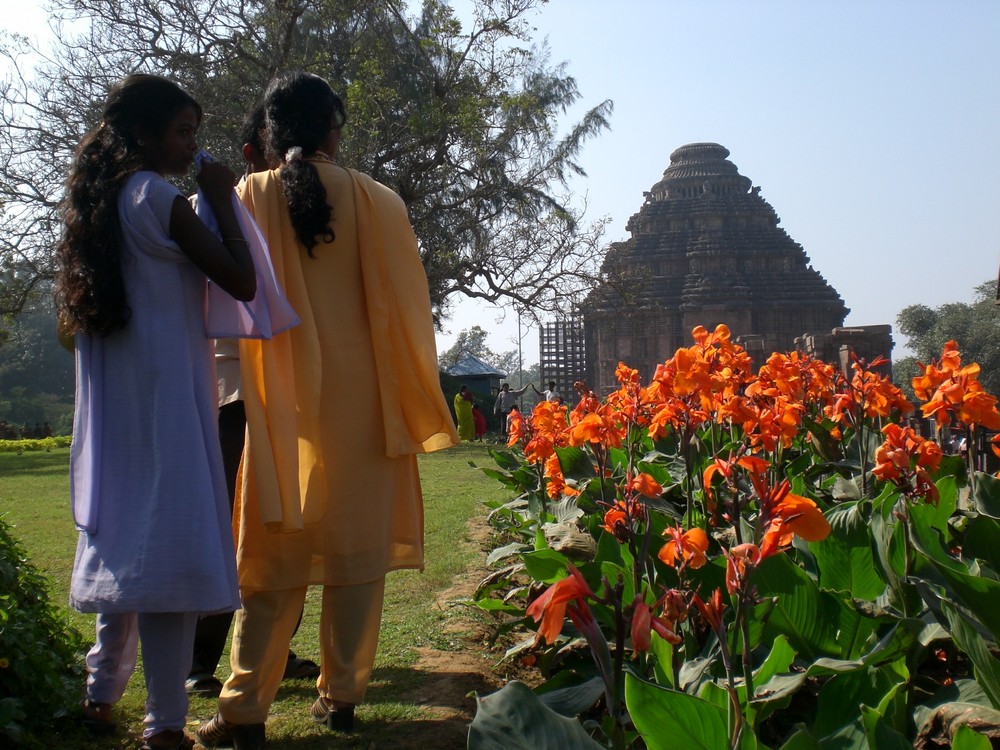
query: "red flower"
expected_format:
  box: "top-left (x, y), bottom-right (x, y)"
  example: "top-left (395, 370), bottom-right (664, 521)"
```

top-left (658, 526), bottom-right (709, 569)
top-left (526, 565), bottom-right (595, 645)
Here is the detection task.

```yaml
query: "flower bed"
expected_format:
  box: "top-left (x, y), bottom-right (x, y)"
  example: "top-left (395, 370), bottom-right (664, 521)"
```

top-left (471, 326), bottom-right (1000, 750)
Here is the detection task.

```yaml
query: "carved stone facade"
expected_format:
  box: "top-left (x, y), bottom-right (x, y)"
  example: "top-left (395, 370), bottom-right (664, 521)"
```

top-left (583, 143), bottom-right (855, 393)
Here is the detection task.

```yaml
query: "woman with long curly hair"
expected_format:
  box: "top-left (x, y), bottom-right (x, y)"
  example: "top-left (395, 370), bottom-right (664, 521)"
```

top-left (57, 73), bottom-right (256, 750)
top-left (197, 71), bottom-right (457, 749)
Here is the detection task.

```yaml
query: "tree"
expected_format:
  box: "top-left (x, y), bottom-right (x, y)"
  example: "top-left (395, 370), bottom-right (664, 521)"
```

top-left (0, 0), bottom-right (612, 323)
top-left (438, 325), bottom-right (493, 369)
top-left (895, 278), bottom-right (1000, 397)
top-left (0, 286), bottom-right (74, 430)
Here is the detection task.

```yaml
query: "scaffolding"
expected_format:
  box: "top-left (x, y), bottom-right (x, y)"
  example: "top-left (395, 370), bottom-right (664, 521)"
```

top-left (539, 319), bottom-right (587, 404)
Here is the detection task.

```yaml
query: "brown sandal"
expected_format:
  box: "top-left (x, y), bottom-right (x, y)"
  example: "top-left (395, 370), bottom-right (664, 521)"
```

top-left (310, 696), bottom-right (355, 732)
top-left (139, 728), bottom-right (194, 749)
top-left (80, 699), bottom-right (115, 734)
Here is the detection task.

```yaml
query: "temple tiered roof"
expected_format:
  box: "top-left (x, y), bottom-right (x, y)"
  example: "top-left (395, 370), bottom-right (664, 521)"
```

top-left (583, 143), bottom-right (849, 392)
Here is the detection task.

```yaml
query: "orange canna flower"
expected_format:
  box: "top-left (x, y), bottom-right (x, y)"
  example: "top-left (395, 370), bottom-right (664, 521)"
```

top-left (543, 452), bottom-right (578, 499)
top-left (658, 526), bottom-right (709, 569)
top-left (725, 543), bottom-right (762, 594)
top-left (526, 565), bottom-right (595, 645)
top-left (769, 491), bottom-right (831, 544)
top-left (567, 410), bottom-right (624, 448)
top-left (630, 596), bottom-right (682, 652)
top-left (752, 477), bottom-right (831, 546)
top-left (602, 501), bottom-right (631, 540)
top-left (873, 423), bottom-right (943, 503)
top-left (524, 434), bottom-right (554, 464)
top-left (693, 588), bottom-right (726, 633)
top-left (629, 472), bottom-right (663, 498)
top-left (506, 408), bottom-right (527, 447)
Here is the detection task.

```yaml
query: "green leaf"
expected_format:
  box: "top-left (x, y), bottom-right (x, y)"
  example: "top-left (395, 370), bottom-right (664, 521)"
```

top-left (537, 676), bottom-right (606, 717)
top-left (920, 549), bottom-right (1000, 642)
top-left (780, 729), bottom-right (822, 750)
top-left (626, 672), bottom-right (756, 750)
top-left (859, 705), bottom-right (911, 750)
top-left (909, 475), bottom-right (958, 535)
top-left (468, 681), bottom-right (604, 749)
top-left (751, 553), bottom-right (879, 660)
top-left (810, 502), bottom-right (886, 600)
top-left (971, 471), bottom-right (1000, 519)
top-left (942, 601), bottom-right (1000, 709)
top-left (813, 665), bottom-right (907, 738)
top-left (952, 724), bottom-right (993, 750)
top-left (963, 515), bottom-right (1000, 573)
top-left (553, 445), bottom-right (596, 482)
top-left (522, 548), bottom-right (570, 583)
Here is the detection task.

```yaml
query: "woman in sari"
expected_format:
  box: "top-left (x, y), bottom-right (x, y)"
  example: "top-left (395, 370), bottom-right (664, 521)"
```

top-left (454, 384), bottom-right (475, 440)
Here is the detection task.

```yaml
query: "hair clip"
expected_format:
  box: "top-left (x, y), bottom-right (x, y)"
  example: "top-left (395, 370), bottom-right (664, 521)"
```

top-left (285, 146), bottom-right (303, 162)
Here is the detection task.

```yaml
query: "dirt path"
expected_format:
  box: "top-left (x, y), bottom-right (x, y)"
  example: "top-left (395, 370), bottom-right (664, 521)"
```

top-left (389, 516), bottom-right (521, 749)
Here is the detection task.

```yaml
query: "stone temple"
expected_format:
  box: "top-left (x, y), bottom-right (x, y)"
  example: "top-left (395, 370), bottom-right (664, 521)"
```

top-left (576, 143), bottom-right (866, 394)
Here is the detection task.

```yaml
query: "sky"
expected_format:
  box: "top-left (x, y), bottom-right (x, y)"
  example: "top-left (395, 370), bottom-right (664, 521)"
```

top-left (5, 1), bottom-right (1000, 368)
top-left (440, 0), bottom-right (1000, 367)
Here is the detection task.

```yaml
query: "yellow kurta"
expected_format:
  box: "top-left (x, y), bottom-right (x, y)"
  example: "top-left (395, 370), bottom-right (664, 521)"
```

top-left (453, 392), bottom-right (474, 441)
top-left (234, 162), bottom-right (458, 591)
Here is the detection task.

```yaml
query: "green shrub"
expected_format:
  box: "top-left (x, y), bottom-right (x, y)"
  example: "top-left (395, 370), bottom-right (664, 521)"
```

top-left (0, 436), bottom-right (72, 454)
top-left (0, 516), bottom-right (84, 747)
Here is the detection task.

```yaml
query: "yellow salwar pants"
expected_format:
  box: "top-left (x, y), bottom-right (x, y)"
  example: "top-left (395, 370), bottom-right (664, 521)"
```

top-left (218, 578), bottom-right (386, 724)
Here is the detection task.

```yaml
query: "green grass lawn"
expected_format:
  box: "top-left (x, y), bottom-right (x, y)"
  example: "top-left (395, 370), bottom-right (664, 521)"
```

top-left (0, 442), bottom-right (509, 749)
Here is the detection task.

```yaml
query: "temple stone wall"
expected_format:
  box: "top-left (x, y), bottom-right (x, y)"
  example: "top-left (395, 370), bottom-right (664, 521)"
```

top-left (581, 142), bottom-right (890, 393)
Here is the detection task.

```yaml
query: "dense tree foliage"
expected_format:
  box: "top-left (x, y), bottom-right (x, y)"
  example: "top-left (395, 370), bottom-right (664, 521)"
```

top-left (895, 278), bottom-right (1000, 397)
top-left (0, 288), bottom-right (74, 431)
top-left (0, 0), bottom-right (612, 323)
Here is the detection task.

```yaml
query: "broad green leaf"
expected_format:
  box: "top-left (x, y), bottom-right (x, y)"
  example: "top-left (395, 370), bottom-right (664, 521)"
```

top-left (522, 548), bottom-right (570, 583)
top-left (751, 553), bottom-right (879, 660)
top-left (553, 445), bottom-right (596, 482)
top-left (963, 515), bottom-right (1000, 573)
top-left (485, 540), bottom-right (529, 566)
top-left (869, 512), bottom-right (906, 586)
top-left (859, 705), bottom-right (911, 750)
top-left (625, 673), bottom-right (758, 750)
top-left (780, 729), bottom-right (822, 750)
top-left (942, 601), bottom-right (1000, 709)
top-left (468, 681), bottom-right (604, 749)
top-left (817, 718), bottom-right (867, 749)
top-left (972, 471), bottom-right (1000, 519)
top-left (536, 676), bottom-right (606, 718)
top-left (648, 630), bottom-right (675, 687)
top-left (813, 665), bottom-right (906, 738)
top-left (909, 475), bottom-right (958, 535)
top-left (952, 724), bottom-right (993, 750)
top-left (754, 635), bottom-right (796, 690)
top-left (919, 549), bottom-right (1000, 643)
top-left (810, 502), bottom-right (886, 600)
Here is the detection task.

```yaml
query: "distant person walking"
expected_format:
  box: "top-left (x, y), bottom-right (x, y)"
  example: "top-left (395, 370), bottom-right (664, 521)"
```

top-left (472, 404), bottom-right (487, 441)
top-left (453, 385), bottom-right (475, 441)
top-left (494, 382), bottom-right (529, 434)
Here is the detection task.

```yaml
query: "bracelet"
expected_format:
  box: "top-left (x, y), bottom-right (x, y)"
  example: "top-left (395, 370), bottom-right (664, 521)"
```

top-left (222, 237), bottom-right (249, 245)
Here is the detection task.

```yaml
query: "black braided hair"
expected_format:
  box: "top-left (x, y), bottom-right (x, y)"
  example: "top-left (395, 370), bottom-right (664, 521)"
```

top-left (56, 74), bottom-right (202, 335)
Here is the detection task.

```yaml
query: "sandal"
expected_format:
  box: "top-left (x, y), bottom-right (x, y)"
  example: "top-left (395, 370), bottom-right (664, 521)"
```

top-left (282, 656), bottom-right (320, 680)
top-left (80, 699), bottom-right (115, 734)
top-left (310, 696), bottom-right (355, 732)
top-left (197, 712), bottom-right (266, 750)
top-left (185, 673), bottom-right (224, 697)
top-left (140, 728), bottom-right (194, 749)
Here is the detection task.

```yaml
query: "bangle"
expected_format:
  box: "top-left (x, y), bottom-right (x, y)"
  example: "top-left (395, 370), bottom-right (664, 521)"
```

top-left (222, 237), bottom-right (249, 245)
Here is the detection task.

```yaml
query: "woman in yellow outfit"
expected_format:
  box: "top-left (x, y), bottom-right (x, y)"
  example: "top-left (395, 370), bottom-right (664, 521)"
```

top-left (453, 384), bottom-right (475, 440)
top-left (198, 72), bottom-right (458, 750)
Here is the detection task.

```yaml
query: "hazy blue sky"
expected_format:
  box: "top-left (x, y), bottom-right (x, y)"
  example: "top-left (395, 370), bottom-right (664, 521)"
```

top-left (6, 1), bottom-right (999, 368)
top-left (442, 0), bottom-right (1000, 367)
